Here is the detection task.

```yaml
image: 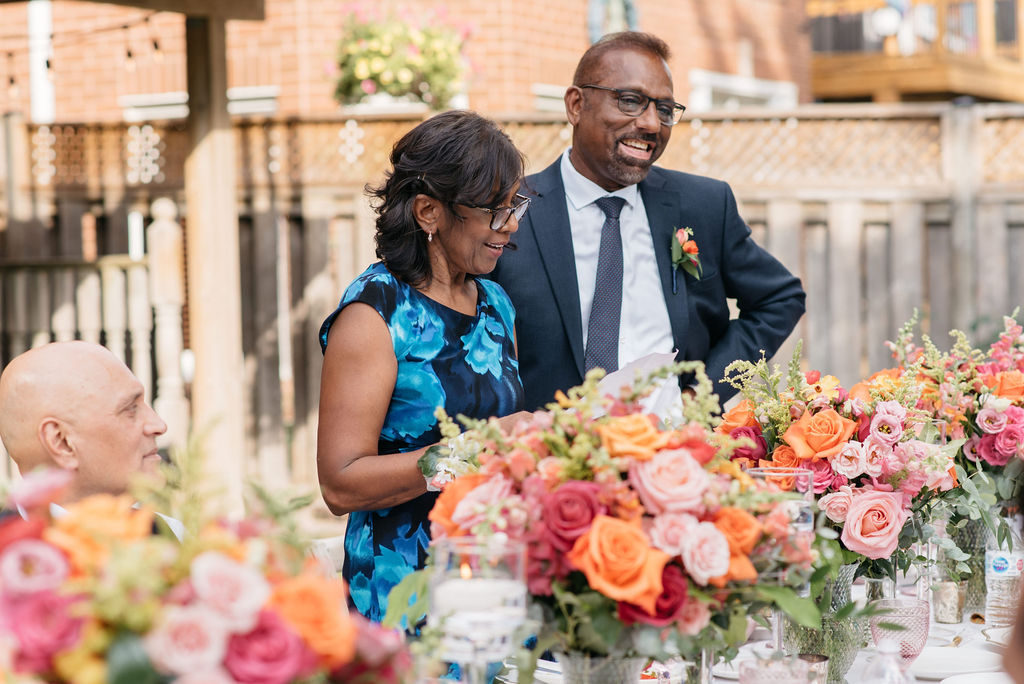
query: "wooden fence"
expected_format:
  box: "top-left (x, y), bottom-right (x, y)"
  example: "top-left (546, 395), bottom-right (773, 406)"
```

top-left (1, 102), bottom-right (1023, 497)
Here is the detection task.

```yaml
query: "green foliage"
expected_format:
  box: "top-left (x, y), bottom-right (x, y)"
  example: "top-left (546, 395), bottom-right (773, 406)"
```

top-left (107, 634), bottom-right (161, 684)
top-left (335, 6), bottom-right (468, 109)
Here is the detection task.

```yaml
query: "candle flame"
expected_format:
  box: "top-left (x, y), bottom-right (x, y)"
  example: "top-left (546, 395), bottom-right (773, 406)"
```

top-left (460, 561), bottom-right (472, 580)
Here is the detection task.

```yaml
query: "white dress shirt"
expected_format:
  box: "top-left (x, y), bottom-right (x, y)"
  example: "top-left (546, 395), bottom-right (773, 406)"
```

top-left (560, 150), bottom-right (675, 367)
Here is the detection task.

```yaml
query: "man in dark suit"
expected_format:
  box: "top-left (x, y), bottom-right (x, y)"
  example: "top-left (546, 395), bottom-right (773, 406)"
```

top-left (492, 31), bottom-right (806, 409)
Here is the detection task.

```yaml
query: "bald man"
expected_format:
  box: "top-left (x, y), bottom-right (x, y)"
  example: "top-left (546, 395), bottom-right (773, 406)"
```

top-left (0, 341), bottom-right (167, 504)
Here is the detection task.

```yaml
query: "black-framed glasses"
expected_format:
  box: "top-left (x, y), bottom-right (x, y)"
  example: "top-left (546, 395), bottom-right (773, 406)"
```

top-left (579, 84), bottom-right (686, 126)
top-left (461, 193), bottom-right (531, 231)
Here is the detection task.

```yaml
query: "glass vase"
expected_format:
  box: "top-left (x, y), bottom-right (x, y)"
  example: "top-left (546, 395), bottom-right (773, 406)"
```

top-left (864, 576), bottom-right (896, 602)
top-left (951, 517), bottom-right (990, 614)
top-left (782, 612), bottom-right (866, 683)
top-left (683, 648), bottom-right (716, 684)
top-left (555, 653), bottom-right (647, 684)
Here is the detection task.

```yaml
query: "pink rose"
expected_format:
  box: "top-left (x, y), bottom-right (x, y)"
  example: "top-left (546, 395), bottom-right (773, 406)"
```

top-left (862, 438), bottom-right (891, 478)
top-left (146, 604), bottom-right (230, 676)
top-left (618, 563), bottom-right (690, 627)
top-left (675, 595), bottom-right (711, 635)
top-left (840, 490), bottom-right (909, 559)
top-left (0, 539), bottom-right (68, 595)
top-left (729, 426), bottom-right (767, 463)
top-left (8, 590), bottom-right (84, 673)
top-left (679, 521), bottom-right (730, 586)
top-left (804, 458), bottom-right (836, 494)
top-left (977, 434), bottom-right (1012, 466)
top-left (647, 512), bottom-right (699, 556)
top-left (451, 476), bottom-right (514, 531)
top-left (191, 551), bottom-right (271, 633)
top-left (224, 610), bottom-right (317, 684)
top-left (629, 449), bottom-right (710, 516)
top-left (818, 485), bottom-right (853, 523)
top-left (994, 424), bottom-right (1024, 461)
top-left (171, 671), bottom-right (236, 684)
top-left (351, 614), bottom-right (406, 668)
top-left (540, 481), bottom-right (606, 552)
top-left (832, 442), bottom-right (865, 478)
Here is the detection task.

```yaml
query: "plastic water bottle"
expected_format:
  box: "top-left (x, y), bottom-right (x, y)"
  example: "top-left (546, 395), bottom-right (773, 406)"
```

top-left (984, 523), bottom-right (1024, 627)
top-left (862, 639), bottom-right (915, 684)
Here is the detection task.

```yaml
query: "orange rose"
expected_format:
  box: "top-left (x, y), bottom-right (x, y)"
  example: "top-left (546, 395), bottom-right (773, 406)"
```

top-left (713, 507), bottom-right (762, 555)
top-left (850, 367), bottom-right (902, 403)
top-left (782, 409), bottom-right (857, 461)
top-left (597, 414), bottom-right (671, 462)
top-left (428, 474), bottom-right (488, 538)
top-left (683, 240), bottom-right (699, 255)
top-left (985, 370), bottom-right (1024, 401)
top-left (709, 553), bottom-right (758, 588)
top-left (42, 494), bottom-right (154, 575)
top-left (762, 444), bottom-right (801, 469)
top-left (716, 399), bottom-right (757, 435)
top-left (567, 515), bottom-right (670, 614)
top-left (268, 573), bottom-right (356, 668)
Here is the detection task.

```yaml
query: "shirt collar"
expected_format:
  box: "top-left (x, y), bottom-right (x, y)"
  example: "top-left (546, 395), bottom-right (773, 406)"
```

top-left (560, 149), bottom-right (638, 211)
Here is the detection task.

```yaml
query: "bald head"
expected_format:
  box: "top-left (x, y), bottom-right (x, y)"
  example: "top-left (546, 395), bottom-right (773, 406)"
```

top-left (0, 341), bottom-right (167, 502)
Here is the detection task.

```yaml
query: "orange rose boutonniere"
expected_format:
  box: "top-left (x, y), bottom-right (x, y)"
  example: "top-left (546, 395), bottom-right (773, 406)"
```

top-left (671, 226), bottom-right (701, 293)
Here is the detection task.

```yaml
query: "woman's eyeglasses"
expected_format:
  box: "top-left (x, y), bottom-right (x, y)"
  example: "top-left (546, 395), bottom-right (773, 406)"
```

top-left (462, 194), bottom-right (531, 231)
top-left (579, 84), bottom-right (686, 126)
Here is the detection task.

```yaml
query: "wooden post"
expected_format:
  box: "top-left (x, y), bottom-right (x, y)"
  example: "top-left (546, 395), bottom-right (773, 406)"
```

top-left (127, 261), bottom-right (153, 401)
top-left (828, 200), bottom-right (865, 385)
top-left (147, 197), bottom-right (190, 450)
top-left (1018, 0), bottom-right (1024, 62)
top-left (184, 16), bottom-right (246, 515)
top-left (977, 0), bottom-right (996, 58)
top-left (934, 0), bottom-right (947, 55)
top-left (100, 261), bottom-right (127, 362)
top-left (943, 103), bottom-right (978, 333)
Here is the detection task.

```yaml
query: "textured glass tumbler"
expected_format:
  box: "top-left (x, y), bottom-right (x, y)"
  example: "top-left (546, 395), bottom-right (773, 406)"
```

top-left (782, 612), bottom-right (866, 683)
top-left (555, 653), bottom-right (647, 684)
top-left (739, 654), bottom-right (809, 684)
top-left (869, 599), bottom-right (930, 670)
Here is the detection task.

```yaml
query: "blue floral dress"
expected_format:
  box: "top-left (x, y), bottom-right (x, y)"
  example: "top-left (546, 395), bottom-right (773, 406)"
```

top-left (319, 262), bottom-right (524, 622)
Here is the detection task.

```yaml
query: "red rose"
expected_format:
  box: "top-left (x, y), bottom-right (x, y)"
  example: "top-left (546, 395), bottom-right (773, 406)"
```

top-left (540, 481), bottom-right (606, 552)
top-left (617, 563), bottom-right (689, 627)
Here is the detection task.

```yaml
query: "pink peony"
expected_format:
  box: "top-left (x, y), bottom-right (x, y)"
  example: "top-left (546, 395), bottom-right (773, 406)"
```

top-left (832, 442), bottom-right (865, 478)
top-left (818, 485), bottom-right (853, 523)
top-left (0, 539), bottom-right (68, 595)
top-left (618, 563), bottom-right (690, 627)
top-left (540, 481), bottom-right (606, 552)
top-left (840, 490), bottom-right (909, 559)
top-left (675, 595), bottom-right (712, 635)
top-left (146, 604), bottom-right (231, 676)
top-left (8, 590), bottom-right (84, 673)
top-left (224, 610), bottom-right (317, 684)
top-left (191, 551), bottom-right (271, 633)
top-left (647, 512), bottom-right (699, 556)
top-left (629, 449), bottom-right (709, 516)
top-left (679, 522), bottom-right (730, 586)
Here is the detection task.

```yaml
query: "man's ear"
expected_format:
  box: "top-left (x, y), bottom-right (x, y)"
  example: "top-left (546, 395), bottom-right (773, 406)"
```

top-left (565, 86), bottom-right (584, 126)
top-left (39, 417), bottom-right (78, 471)
top-left (411, 194), bottom-right (441, 235)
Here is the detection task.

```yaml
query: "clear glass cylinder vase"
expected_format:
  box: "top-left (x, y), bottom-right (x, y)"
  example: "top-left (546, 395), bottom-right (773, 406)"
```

top-left (683, 648), bottom-right (715, 684)
top-left (555, 653), bottom-right (647, 684)
top-left (864, 576), bottom-right (896, 602)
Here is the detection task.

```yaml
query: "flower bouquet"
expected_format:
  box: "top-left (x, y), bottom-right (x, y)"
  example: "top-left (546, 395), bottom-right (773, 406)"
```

top-left (722, 344), bottom-right (968, 584)
top-left (0, 467), bottom-right (413, 684)
top-left (387, 363), bottom-right (823, 682)
top-left (334, 3), bottom-right (469, 109)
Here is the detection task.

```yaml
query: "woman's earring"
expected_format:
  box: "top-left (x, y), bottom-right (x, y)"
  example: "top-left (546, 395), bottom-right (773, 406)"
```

top-left (427, 232), bottom-right (433, 243)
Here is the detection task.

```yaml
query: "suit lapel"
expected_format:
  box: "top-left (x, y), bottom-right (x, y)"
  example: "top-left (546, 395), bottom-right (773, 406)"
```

top-left (639, 170), bottom-right (691, 357)
top-left (524, 162), bottom-right (586, 375)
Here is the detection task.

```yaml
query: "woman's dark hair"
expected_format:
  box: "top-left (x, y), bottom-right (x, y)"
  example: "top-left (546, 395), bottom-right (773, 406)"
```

top-left (368, 110), bottom-right (525, 286)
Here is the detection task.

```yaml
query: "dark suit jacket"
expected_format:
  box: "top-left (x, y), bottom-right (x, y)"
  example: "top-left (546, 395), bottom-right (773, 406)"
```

top-left (491, 158), bottom-right (806, 410)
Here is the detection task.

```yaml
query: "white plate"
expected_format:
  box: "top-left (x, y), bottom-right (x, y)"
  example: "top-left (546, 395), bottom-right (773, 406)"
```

top-left (940, 673), bottom-right (1012, 684)
top-left (983, 626), bottom-right (1014, 649)
top-left (712, 642), bottom-right (772, 680)
top-left (910, 646), bottom-right (1004, 680)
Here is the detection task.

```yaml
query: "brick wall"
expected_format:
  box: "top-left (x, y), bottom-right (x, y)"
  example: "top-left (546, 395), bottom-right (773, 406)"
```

top-left (0, 0), bottom-right (810, 122)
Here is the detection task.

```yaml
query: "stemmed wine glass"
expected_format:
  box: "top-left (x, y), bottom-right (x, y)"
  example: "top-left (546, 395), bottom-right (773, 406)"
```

top-left (743, 466), bottom-right (815, 652)
top-left (428, 536), bottom-right (528, 683)
top-left (869, 598), bottom-right (930, 670)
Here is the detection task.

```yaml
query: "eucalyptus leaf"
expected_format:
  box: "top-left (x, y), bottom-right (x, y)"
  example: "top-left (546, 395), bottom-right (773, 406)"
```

top-left (756, 585), bottom-right (820, 629)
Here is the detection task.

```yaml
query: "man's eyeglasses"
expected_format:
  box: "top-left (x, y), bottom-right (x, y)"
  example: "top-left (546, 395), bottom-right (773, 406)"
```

top-left (579, 84), bottom-right (686, 126)
top-left (461, 193), bottom-right (531, 231)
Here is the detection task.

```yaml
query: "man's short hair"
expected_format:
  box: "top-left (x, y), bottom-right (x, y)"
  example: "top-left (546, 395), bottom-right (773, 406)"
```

top-left (572, 31), bottom-right (673, 86)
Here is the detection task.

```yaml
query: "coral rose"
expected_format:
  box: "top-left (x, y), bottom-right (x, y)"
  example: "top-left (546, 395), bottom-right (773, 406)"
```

top-left (618, 563), bottom-right (690, 627)
top-left (428, 474), bottom-right (488, 539)
top-left (268, 574), bottom-right (356, 669)
top-left (708, 553), bottom-right (758, 588)
top-left (597, 414), bottom-right (671, 461)
top-left (783, 409), bottom-right (857, 461)
top-left (42, 495), bottom-right (153, 575)
top-left (567, 515), bottom-right (670, 614)
top-left (716, 399), bottom-right (758, 435)
top-left (713, 507), bottom-right (762, 555)
top-left (840, 490), bottom-right (909, 559)
top-left (986, 370), bottom-right (1024, 400)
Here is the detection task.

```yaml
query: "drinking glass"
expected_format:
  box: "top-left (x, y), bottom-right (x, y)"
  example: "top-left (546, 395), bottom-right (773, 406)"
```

top-left (428, 536), bottom-right (528, 684)
top-left (744, 467), bottom-right (815, 651)
top-left (868, 598), bottom-right (930, 670)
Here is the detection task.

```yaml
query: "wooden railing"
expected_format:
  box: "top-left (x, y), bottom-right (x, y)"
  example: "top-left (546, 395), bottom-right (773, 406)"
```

top-left (2, 103), bottom-right (1024, 500)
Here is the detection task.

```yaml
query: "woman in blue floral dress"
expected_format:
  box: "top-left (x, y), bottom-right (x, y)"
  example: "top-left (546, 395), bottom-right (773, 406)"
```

top-left (317, 111), bottom-right (529, 622)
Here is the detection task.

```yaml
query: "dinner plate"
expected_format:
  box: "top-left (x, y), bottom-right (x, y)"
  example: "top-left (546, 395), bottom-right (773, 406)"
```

top-left (712, 641), bottom-right (771, 680)
top-left (910, 646), bottom-right (1004, 680)
top-left (940, 672), bottom-right (1012, 684)
top-left (498, 659), bottom-right (679, 683)
top-left (983, 626), bottom-right (1014, 649)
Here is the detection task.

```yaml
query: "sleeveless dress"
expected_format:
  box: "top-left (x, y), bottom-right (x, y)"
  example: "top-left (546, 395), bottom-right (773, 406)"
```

top-left (319, 262), bottom-right (524, 621)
